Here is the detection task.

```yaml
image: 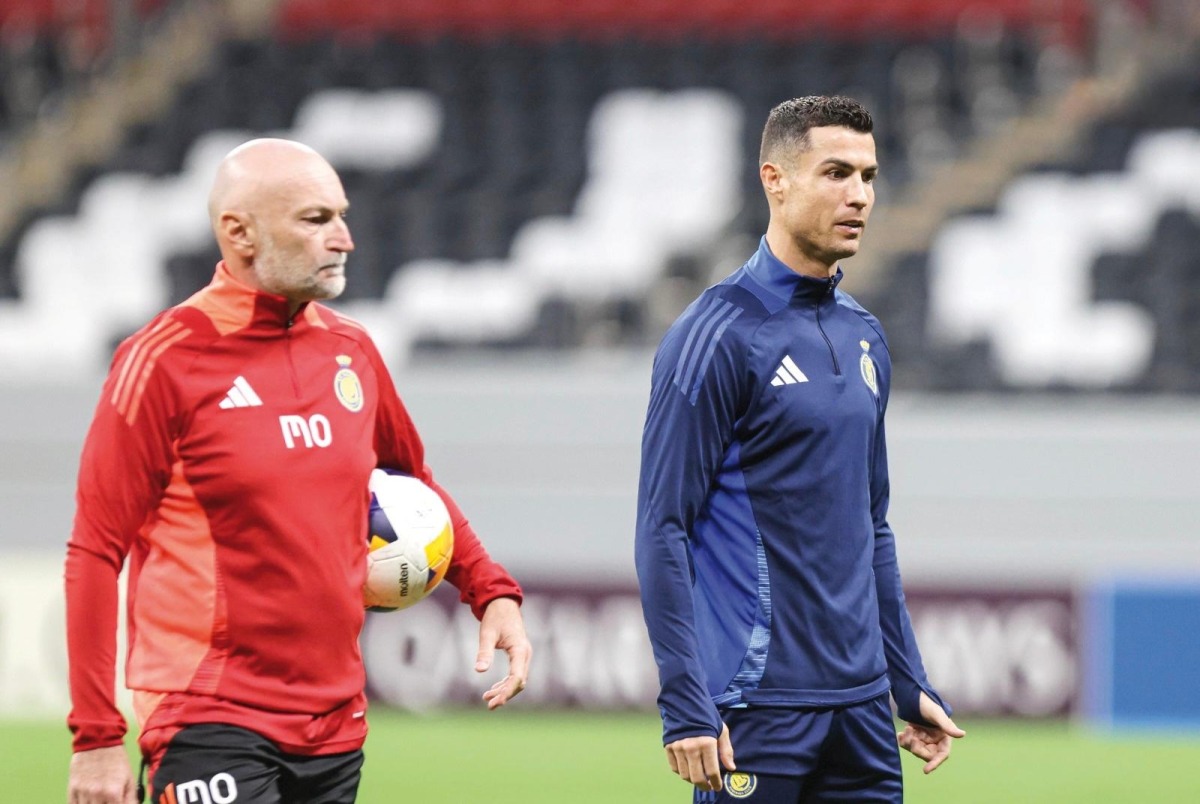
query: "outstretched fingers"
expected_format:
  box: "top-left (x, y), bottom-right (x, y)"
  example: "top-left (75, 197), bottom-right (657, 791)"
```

top-left (475, 597), bottom-right (532, 710)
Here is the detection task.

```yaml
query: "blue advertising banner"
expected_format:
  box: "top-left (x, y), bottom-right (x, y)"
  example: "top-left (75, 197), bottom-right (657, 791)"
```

top-left (1085, 581), bottom-right (1200, 730)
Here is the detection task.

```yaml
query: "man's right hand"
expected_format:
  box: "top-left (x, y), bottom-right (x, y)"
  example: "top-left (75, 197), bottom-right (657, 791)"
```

top-left (665, 722), bottom-right (736, 792)
top-left (897, 691), bottom-right (966, 774)
top-left (68, 745), bottom-right (137, 804)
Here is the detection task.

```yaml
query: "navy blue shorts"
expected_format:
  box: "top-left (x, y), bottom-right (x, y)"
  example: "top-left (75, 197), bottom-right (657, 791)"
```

top-left (693, 693), bottom-right (902, 803)
top-left (146, 724), bottom-right (363, 804)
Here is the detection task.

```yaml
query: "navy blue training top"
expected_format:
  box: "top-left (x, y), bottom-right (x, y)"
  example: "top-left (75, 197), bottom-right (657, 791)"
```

top-left (636, 237), bottom-right (947, 744)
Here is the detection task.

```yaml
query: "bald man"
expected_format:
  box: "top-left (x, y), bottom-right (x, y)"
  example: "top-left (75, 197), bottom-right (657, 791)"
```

top-left (65, 139), bottom-right (531, 804)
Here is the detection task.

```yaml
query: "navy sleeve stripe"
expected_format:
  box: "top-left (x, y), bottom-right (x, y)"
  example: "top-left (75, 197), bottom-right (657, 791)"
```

top-left (687, 308), bottom-right (742, 405)
top-left (672, 298), bottom-right (742, 406)
top-left (673, 298), bottom-right (730, 391)
top-left (672, 299), bottom-right (729, 392)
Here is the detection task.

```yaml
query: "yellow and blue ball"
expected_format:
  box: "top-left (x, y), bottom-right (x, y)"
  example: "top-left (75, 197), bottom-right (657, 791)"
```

top-left (363, 468), bottom-right (454, 612)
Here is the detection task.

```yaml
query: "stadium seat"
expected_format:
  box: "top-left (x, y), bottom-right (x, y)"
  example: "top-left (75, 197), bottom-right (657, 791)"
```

top-left (8, 2), bottom-right (1195, 391)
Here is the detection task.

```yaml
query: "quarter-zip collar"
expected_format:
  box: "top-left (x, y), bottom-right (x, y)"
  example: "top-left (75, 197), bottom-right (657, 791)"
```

top-left (188, 262), bottom-right (312, 335)
top-left (744, 236), bottom-right (844, 305)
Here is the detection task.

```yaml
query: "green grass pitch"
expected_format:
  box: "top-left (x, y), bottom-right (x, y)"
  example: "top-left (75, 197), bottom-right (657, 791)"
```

top-left (8, 710), bottom-right (1199, 802)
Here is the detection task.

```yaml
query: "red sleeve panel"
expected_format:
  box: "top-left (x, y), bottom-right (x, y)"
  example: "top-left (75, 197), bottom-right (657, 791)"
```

top-left (64, 545), bottom-right (126, 751)
top-left (67, 315), bottom-right (189, 751)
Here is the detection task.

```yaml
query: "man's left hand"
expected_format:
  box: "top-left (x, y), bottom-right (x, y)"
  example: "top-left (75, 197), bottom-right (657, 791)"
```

top-left (475, 597), bottom-right (532, 710)
top-left (897, 691), bottom-right (966, 774)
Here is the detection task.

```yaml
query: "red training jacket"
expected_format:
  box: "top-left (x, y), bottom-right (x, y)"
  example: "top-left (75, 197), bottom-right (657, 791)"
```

top-left (66, 263), bottom-right (522, 756)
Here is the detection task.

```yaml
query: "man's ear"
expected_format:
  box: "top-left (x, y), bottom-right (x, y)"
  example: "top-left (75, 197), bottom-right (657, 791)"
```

top-left (218, 211), bottom-right (255, 257)
top-left (760, 161), bottom-right (785, 200)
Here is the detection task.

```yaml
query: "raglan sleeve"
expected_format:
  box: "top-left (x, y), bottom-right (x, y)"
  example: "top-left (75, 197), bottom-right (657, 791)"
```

top-left (869, 355), bottom-right (951, 726)
top-left (365, 337), bottom-right (522, 620)
top-left (66, 334), bottom-right (179, 752)
top-left (635, 303), bottom-right (747, 745)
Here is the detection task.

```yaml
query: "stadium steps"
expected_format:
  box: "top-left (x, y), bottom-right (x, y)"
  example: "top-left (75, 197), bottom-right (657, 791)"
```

top-left (0, 0), bottom-right (277, 295)
top-left (860, 35), bottom-right (1200, 392)
top-left (840, 2), bottom-right (1196, 297)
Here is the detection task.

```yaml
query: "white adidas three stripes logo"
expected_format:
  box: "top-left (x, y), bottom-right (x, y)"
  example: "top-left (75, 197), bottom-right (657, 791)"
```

top-left (218, 375), bottom-right (263, 409)
top-left (770, 355), bottom-right (808, 386)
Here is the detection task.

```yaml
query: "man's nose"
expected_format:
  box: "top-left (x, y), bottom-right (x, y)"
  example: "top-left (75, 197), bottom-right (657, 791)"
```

top-left (330, 216), bottom-right (354, 252)
top-left (846, 176), bottom-right (870, 208)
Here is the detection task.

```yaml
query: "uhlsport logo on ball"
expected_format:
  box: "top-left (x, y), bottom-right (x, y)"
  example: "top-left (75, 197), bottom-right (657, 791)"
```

top-left (363, 468), bottom-right (454, 611)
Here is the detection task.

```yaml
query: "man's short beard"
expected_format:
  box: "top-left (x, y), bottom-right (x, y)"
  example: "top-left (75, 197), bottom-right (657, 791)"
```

top-left (255, 232), bottom-right (346, 301)
top-left (312, 273), bottom-right (346, 299)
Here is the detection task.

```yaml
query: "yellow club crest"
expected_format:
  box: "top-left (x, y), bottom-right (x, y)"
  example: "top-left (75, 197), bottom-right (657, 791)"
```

top-left (726, 772), bottom-right (757, 798)
top-left (333, 355), bottom-right (364, 412)
top-left (859, 340), bottom-right (878, 396)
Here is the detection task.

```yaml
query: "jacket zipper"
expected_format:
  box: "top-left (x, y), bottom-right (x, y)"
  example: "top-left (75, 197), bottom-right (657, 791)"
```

top-left (285, 315), bottom-right (301, 397)
top-left (815, 278), bottom-right (841, 376)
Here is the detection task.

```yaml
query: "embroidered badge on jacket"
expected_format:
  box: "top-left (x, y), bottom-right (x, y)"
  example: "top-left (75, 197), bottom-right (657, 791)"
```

top-left (334, 355), bottom-right (364, 412)
top-left (859, 340), bottom-right (878, 396)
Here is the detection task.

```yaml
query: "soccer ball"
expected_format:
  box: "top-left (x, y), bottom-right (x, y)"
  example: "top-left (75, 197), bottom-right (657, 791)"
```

top-left (363, 468), bottom-right (454, 612)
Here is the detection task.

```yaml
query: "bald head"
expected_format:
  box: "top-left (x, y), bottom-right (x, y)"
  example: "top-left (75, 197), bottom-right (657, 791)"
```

top-left (208, 138), bottom-right (335, 226)
top-left (208, 138), bottom-right (353, 307)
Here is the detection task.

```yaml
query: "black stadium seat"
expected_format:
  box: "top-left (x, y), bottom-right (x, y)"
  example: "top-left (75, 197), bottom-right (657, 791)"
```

top-left (5, 1), bottom-right (1196, 393)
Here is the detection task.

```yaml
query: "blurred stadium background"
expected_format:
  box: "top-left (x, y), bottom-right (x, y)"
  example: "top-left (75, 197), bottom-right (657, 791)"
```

top-left (2, 0), bottom-right (1200, 799)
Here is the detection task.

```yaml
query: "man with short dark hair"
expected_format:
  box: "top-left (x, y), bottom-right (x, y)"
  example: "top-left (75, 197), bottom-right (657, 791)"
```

top-left (66, 139), bottom-right (532, 804)
top-left (636, 96), bottom-right (962, 803)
